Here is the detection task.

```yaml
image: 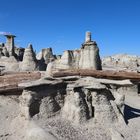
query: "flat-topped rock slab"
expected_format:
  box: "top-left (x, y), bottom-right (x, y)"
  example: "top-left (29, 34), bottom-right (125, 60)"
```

top-left (18, 78), bottom-right (63, 88)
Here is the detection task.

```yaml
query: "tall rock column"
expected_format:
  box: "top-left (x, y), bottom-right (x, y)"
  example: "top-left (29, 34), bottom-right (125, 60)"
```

top-left (4, 34), bottom-right (16, 56)
top-left (79, 31), bottom-right (102, 70)
top-left (85, 31), bottom-right (91, 43)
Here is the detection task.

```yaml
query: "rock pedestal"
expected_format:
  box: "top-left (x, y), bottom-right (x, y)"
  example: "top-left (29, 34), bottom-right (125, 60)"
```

top-left (4, 34), bottom-right (16, 56)
top-left (19, 77), bottom-right (126, 127)
top-left (79, 32), bottom-right (102, 70)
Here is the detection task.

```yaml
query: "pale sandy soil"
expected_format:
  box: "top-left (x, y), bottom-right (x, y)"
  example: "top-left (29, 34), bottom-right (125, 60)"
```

top-left (0, 93), bottom-right (140, 140)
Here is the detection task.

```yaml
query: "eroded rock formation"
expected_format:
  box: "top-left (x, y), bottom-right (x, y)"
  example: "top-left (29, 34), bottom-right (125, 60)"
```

top-left (20, 44), bottom-right (38, 71)
top-left (79, 31), bottom-right (102, 70)
top-left (102, 54), bottom-right (140, 72)
top-left (0, 72), bottom-right (140, 139)
top-left (36, 48), bottom-right (55, 63)
top-left (16, 76), bottom-right (130, 139)
top-left (46, 31), bottom-right (102, 76)
top-left (59, 50), bottom-right (74, 69)
top-left (0, 34), bottom-right (52, 71)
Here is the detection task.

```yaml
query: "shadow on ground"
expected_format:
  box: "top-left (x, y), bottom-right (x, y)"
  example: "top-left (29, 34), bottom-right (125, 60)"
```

top-left (124, 104), bottom-right (140, 124)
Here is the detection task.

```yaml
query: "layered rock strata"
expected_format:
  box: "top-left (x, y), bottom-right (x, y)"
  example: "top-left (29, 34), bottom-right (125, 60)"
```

top-left (18, 76), bottom-right (128, 139)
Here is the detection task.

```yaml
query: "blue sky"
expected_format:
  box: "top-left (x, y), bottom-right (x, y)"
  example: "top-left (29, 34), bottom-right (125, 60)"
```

top-left (0, 0), bottom-right (140, 57)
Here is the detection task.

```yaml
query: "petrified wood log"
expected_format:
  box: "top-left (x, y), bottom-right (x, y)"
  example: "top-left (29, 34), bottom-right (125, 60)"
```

top-left (0, 72), bottom-right (41, 94)
top-left (52, 69), bottom-right (140, 81)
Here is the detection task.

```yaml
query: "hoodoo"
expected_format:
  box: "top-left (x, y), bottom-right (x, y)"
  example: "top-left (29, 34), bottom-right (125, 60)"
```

top-left (20, 44), bottom-right (37, 71)
top-left (79, 31), bottom-right (102, 70)
top-left (46, 31), bottom-right (102, 76)
top-left (4, 33), bottom-right (16, 56)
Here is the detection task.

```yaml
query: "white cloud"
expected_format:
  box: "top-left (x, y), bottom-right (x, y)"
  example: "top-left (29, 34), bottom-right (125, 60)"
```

top-left (0, 31), bottom-right (11, 35)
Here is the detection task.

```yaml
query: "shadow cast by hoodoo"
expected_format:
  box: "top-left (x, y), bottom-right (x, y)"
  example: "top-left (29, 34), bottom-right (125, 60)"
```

top-left (124, 104), bottom-right (140, 124)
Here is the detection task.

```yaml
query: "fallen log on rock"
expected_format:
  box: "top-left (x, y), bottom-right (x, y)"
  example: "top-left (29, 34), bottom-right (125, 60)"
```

top-left (52, 69), bottom-right (140, 81)
top-left (0, 72), bottom-right (41, 94)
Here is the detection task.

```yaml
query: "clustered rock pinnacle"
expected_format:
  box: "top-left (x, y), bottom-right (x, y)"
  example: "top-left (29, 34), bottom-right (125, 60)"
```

top-left (0, 31), bottom-right (102, 73)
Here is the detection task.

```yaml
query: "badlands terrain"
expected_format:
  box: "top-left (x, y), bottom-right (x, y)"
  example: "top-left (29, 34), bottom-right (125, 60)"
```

top-left (0, 32), bottom-right (140, 140)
